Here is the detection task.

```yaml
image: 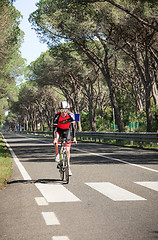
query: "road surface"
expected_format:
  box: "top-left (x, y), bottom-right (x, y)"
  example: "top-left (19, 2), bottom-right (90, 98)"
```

top-left (0, 132), bottom-right (158, 240)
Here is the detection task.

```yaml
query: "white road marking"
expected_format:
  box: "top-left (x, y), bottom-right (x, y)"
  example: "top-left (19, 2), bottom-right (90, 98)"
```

top-left (2, 134), bottom-right (32, 180)
top-left (135, 181), bottom-right (158, 191)
top-left (73, 147), bottom-right (158, 173)
top-left (85, 182), bottom-right (146, 201)
top-left (42, 212), bottom-right (60, 225)
top-left (35, 183), bottom-right (81, 202)
top-left (52, 237), bottom-right (70, 240)
top-left (35, 197), bottom-right (48, 206)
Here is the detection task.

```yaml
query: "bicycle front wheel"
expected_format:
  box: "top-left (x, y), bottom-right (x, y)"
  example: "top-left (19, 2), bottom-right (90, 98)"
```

top-left (59, 161), bottom-right (64, 181)
top-left (63, 150), bottom-right (69, 184)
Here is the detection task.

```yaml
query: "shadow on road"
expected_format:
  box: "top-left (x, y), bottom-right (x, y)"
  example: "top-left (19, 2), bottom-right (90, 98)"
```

top-left (7, 178), bottom-right (62, 185)
top-left (3, 133), bottom-right (158, 166)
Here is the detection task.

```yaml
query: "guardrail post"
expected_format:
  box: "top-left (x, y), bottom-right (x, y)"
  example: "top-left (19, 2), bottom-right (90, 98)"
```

top-left (139, 141), bottom-right (143, 147)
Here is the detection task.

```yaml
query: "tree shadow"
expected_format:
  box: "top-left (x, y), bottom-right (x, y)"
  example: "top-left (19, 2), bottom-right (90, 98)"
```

top-left (150, 231), bottom-right (158, 239)
top-left (4, 134), bottom-right (158, 166)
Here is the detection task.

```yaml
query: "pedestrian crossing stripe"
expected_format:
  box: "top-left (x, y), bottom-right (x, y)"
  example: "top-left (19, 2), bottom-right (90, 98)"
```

top-left (35, 182), bottom-right (158, 204)
top-left (35, 183), bottom-right (81, 202)
top-left (135, 181), bottom-right (158, 191)
top-left (85, 182), bottom-right (146, 201)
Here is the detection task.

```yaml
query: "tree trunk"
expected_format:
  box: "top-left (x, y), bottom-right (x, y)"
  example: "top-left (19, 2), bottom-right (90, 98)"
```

top-left (146, 85), bottom-right (152, 132)
top-left (25, 117), bottom-right (29, 131)
top-left (89, 99), bottom-right (96, 131)
top-left (152, 81), bottom-right (158, 107)
top-left (101, 67), bottom-right (124, 132)
top-left (76, 121), bottom-right (82, 131)
top-left (134, 52), bottom-right (153, 132)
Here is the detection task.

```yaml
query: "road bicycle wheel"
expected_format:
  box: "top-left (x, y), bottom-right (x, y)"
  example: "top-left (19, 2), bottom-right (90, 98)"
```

top-left (59, 160), bottom-right (64, 181)
top-left (63, 150), bottom-right (69, 184)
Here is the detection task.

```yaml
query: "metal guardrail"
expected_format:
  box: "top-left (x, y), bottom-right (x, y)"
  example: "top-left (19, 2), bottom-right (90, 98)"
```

top-left (76, 131), bottom-right (158, 144)
top-left (28, 131), bottom-right (158, 145)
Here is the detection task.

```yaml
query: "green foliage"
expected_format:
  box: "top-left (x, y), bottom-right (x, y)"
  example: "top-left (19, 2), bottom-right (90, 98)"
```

top-left (0, 0), bottom-right (25, 126)
top-left (0, 134), bottom-right (12, 189)
top-left (81, 111), bottom-right (91, 131)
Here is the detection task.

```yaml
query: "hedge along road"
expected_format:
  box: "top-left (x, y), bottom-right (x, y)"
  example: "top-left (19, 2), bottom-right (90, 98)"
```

top-left (0, 131), bottom-right (158, 240)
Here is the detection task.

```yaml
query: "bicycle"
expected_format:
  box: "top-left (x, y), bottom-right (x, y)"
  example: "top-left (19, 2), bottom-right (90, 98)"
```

top-left (56, 138), bottom-right (74, 184)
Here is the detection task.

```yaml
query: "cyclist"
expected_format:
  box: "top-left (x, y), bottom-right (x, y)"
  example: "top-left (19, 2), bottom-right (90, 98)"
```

top-left (53, 101), bottom-right (77, 176)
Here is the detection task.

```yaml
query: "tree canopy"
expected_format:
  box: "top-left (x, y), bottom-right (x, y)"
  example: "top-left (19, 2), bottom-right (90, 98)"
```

top-left (0, 0), bottom-right (25, 125)
top-left (2, 0), bottom-right (158, 132)
top-left (28, 0), bottom-right (158, 131)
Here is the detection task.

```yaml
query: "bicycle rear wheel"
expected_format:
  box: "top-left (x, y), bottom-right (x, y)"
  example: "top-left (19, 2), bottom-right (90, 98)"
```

top-left (63, 150), bottom-right (69, 184)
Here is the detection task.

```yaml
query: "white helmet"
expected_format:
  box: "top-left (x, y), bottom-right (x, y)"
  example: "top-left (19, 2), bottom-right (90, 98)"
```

top-left (59, 101), bottom-right (70, 109)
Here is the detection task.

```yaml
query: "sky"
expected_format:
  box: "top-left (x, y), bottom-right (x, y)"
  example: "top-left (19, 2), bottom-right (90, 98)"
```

top-left (14, 0), bottom-right (48, 65)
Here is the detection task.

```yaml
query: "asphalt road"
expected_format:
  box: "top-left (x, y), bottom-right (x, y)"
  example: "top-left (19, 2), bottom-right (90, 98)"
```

top-left (0, 132), bottom-right (158, 240)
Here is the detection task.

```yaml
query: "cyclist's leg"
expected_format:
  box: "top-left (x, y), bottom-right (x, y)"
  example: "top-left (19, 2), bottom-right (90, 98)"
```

top-left (55, 133), bottom-right (60, 152)
top-left (55, 132), bottom-right (60, 162)
top-left (65, 129), bottom-right (72, 176)
top-left (66, 146), bottom-right (70, 160)
top-left (65, 129), bottom-right (71, 160)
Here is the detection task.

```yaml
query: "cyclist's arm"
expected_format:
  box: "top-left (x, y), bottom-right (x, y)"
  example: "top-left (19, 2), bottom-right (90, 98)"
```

top-left (53, 125), bottom-right (58, 145)
top-left (69, 112), bottom-right (76, 139)
top-left (53, 125), bottom-right (58, 138)
top-left (71, 122), bottom-right (76, 139)
top-left (53, 113), bottom-right (60, 139)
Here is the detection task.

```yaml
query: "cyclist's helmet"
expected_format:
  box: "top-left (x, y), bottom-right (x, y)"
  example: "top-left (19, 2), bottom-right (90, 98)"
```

top-left (59, 101), bottom-right (70, 109)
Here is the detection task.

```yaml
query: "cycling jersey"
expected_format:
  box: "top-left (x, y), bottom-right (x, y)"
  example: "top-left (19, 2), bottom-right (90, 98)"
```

top-left (53, 111), bottom-right (76, 139)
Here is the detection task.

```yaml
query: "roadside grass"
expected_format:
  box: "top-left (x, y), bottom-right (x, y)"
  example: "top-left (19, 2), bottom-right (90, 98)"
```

top-left (0, 134), bottom-right (12, 189)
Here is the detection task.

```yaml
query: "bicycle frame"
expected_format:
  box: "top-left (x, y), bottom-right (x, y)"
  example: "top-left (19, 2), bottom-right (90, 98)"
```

top-left (57, 139), bottom-right (74, 184)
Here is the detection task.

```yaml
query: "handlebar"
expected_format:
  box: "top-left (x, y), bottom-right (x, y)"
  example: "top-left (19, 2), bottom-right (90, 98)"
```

top-left (57, 141), bottom-right (76, 144)
top-left (54, 140), bottom-right (77, 145)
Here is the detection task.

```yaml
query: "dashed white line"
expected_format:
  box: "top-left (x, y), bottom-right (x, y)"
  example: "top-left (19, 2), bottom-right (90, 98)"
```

top-left (42, 212), bottom-right (60, 225)
top-left (35, 197), bottom-right (48, 206)
top-left (52, 237), bottom-right (70, 240)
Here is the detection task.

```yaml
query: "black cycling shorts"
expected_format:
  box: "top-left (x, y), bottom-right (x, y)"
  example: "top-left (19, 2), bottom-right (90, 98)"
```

top-left (56, 128), bottom-right (71, 141)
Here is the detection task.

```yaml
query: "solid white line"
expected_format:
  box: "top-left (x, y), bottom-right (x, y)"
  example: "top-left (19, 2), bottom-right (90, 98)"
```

top-left (52, 237), bottom-right (70, 240)
top-left (85, 182), bottom-right (146, 201)
top-left (42, 212), bottom-right (60, 225)
top-left (35, 197), bottom-right (48, 206)
top-left (73, 147), bottom-right (158, 173)
top-left (16, 134), bottom-right (50, 144)
top-left (135, 181), bottom-right (158, 191)
top-left (35, 183), bottom-right (81, 202)
top-left (2, 134), bottom-right (32, 180)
